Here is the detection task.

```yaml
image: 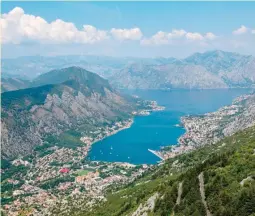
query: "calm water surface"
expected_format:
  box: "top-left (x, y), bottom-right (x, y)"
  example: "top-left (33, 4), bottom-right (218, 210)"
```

top-left (88, 89), bottom-right (251, 164)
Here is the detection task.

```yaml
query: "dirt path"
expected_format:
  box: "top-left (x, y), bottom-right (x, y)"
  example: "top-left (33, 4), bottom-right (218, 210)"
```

top-left (171, 181), bottom-right (183, 216)
top-left (176, 181), bottom-right (183, 205)
top-left (131, 193), bottom-right (158, 216)
top-left (198, 172), bottom-right (212, 216)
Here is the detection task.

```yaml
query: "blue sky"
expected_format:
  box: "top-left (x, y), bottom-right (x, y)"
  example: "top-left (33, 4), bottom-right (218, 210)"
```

top-left (1, 2), bottom-right (255, 58)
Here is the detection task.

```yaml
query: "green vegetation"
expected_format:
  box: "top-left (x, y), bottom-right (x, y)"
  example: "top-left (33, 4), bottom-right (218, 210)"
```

top-left (1, 165), bottom-right (29, 182)
top-left (34, 130), bottom-right (84, 158)
top-left (58, 131), bottom-right (84, 148)
top-left (38, 149), bottom-right (55, 158)
top-left (54, 126), bottom-right (255, 216)
top-left (1, 84), bottom-right (55, 110)
top-left (1, 164), bottom-right (28, 204)
top-left (75, 170), bottom-right (91, 176)
top-left (41, 130), bottom-right (84, 151)
top-left (32, 66), bottom-right (112, 96)
top-left (40, 176), bottom-right (75, 190)
top-left (1, 159), bottom-right (11, 170)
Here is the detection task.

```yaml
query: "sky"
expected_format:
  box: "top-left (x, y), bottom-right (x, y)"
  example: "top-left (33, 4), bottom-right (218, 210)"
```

top-left (1, 1), bottom-right (255, 58)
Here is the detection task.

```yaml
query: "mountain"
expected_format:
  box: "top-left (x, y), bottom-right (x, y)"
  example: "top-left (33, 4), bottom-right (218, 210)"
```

top-left (111, 50), bottom-right (255, 89)
top-left (2, 79), bottom-right (254, 215)
top-left (185, 50), bottom-right (255, 87)
top-left (1, 77), bottom-right (30, 93)
top-left (110, 61), bottom-right (228, 89)
top-left (31, 66), bottom-right (113, 91)
top-left (2, 51), bottom-right (255, 90)
top-left (1, 55), bottom-right (157, 80)
top-left (1, 67), bottom-right (142, 159)
top-left (185, 50), bottom-right (250, 74)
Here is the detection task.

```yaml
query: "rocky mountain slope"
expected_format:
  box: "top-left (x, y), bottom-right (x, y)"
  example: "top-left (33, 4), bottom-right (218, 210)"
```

top-left (1, 67), bottom-right (143, 159)
top-left (111, 51), bottom-right (255, 89)
top-left (2, 50), bottom-right (255, 90)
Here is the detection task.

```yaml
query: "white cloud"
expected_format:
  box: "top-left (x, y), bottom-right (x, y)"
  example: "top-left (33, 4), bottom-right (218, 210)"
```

top-left (205, 32), bottom-right (217, 40)
top-left (2, 7), bottom-right (253, 58)
top-left (141, 31), bottom-right (169, 46)
top-left (233, 25), bottom-right (248, 35)
top-left (141, 29), bottom-right (187, 46)
top-left (110, 27), bottom-right (143, 41)
top-left (168, 29), bottom-right (187, 38)
top-left (0, 7), bottom-right (108, 44)
top-left (186, 32), bottom-right (204, 41)
top-left (141, 29), bottom-right (216, 46)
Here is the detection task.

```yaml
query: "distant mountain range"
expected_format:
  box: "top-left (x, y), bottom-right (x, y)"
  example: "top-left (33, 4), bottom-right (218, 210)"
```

top-left (2, 50), bottom-right (255, 91)
top-left (1, 67), bottom-right (142, 159)
top-left (1, 77), bottom-right (30, 92)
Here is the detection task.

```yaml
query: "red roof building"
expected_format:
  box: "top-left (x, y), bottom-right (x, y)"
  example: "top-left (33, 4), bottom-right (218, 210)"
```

top-left (59, 168), bottom-right (70, 173)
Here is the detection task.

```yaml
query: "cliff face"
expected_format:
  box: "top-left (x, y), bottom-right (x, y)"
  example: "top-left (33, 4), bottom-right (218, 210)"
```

top-left (1, 67), bottom-right (138, 159)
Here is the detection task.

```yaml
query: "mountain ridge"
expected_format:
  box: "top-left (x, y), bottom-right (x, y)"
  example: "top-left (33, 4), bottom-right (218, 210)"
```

top-left (2, 50), bottom-right (255, 91)
top-left (1, 67), bottom-right (143, 159)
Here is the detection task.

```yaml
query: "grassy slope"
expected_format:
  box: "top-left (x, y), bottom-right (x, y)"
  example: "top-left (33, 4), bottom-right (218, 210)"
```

top-left (66, 126), bottom-right (255, 216)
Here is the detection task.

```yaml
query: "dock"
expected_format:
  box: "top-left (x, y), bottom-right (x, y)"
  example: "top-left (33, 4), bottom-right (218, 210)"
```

top-left (148, 149), bottom-right (164, 160)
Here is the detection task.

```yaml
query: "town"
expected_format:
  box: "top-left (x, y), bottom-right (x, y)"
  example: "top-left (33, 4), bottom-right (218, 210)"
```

top-left (1, 101), bottom-right (164, 216)
top-left (148, 94), bottom-right (254, 161)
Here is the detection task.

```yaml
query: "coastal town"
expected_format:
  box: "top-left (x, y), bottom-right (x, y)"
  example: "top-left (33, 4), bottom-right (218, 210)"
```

top-left (2, 156), bottom-right (152, 216)
top-left (3, 93), bottom-right (254, 215)
top-left (148, 94), bottom-right (255, 161)
top-left (2, 93), bottom-right (254, 215)
top-left (1, 100), bottom-right (164, 216)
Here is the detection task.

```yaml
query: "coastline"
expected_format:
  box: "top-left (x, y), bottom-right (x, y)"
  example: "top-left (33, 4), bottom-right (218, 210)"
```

top-left (81, 102), bottom-right (166, 160)
top-left (80, 119), bottom-right (134, 158)
top-left (149, 93), bottom-right (255, 162)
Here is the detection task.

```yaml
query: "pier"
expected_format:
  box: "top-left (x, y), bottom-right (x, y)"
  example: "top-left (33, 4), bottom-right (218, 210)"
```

top-left (148, 149), bottom-right (164, 160)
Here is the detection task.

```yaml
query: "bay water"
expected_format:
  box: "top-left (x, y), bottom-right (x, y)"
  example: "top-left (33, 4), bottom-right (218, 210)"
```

top-left (88, 89), bottom-right (251, 164)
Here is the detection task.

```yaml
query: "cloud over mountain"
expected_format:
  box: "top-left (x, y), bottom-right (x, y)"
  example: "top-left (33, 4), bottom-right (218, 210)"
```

top-left (141, 30), bottom-right (217, 46)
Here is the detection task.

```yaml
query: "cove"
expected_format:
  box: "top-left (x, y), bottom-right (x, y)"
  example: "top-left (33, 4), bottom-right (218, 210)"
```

top-left (88, 89), bottom-right (252, 164)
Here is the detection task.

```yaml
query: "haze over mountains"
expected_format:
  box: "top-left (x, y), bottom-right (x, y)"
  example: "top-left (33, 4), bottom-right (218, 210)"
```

top-left (2, 50), bottom-right (255, 92)
top-left (1, 55), bottom-right (255, 216)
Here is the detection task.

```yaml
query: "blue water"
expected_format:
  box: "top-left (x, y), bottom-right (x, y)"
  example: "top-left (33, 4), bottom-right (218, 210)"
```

top-left (88, 89), bottom-right (252, 164)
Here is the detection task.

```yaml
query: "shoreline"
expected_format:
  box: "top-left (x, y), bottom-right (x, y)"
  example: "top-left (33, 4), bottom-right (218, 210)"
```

top-left (90, 119), bottom-right (134, 145)
top-left (81, 103), bottom-right (166, 161)
top-left (80, 118), bottom-right (134, 158)
top-left (149, 93), bottom-right (254, 161)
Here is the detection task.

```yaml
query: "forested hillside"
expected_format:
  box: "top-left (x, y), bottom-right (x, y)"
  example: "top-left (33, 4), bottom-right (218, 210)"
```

top-left (53, 126), bottom-right (255, 216)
